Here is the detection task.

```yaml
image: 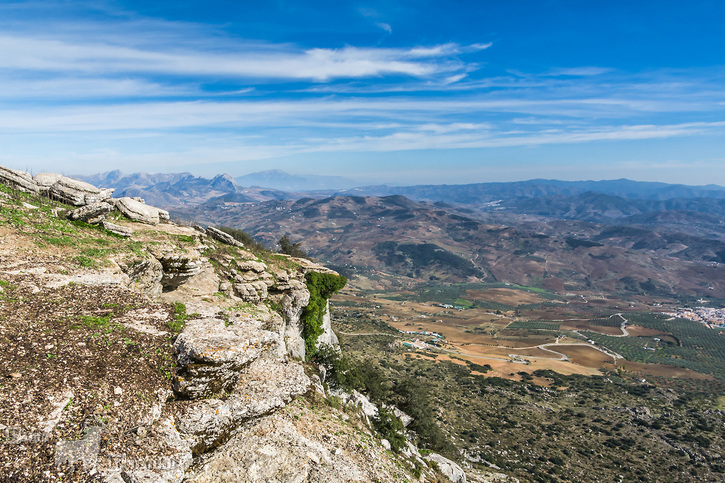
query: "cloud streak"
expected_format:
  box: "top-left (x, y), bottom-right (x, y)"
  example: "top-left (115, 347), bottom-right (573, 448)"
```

top-left (0, 34), bottom-right (482, 81)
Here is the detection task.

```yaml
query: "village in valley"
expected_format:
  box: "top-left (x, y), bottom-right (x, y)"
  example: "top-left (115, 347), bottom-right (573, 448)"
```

top-left (664, 307), bottom-right (725, 328)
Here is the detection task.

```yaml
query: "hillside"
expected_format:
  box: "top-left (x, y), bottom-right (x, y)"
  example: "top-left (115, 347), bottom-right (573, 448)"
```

top-left (173, 194), bottom-right (725, 301)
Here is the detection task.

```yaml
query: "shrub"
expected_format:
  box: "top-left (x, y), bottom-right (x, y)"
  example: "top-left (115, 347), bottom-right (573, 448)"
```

top-left (372, 407), bottom-right (405, 452)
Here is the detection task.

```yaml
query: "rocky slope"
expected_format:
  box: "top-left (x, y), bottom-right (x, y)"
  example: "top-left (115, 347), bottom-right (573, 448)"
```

top-left (0, 168), bottom-right (476, 482)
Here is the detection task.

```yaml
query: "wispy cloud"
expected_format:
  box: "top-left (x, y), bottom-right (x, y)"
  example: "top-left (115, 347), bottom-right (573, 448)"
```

top-left (0, 33), bottom-right (478, 81)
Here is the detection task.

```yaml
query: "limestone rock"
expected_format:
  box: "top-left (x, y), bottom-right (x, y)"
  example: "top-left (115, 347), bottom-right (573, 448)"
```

top-left (424, 453), bottom-right (467, 483)
top-left (66, 201), bottom-right (113, 224)
top-left (392, 407), bottom-right (413, 428)
top-left (115, 197), bottom-right (169, 225)
top-left (316, 300), bottom-right (339, 349)
top-left (177, 357), bottom-right (310, 455)
top-left (102, 221), bottom-right (133, 237)
top-left (118, 256), bottom-right (164, 297)
top-left (206, 226), bottom-right (243, 247)
top-left (33, 172), bottom-right (62, 191)
top-left (185, 413), bottom-right (369, 482)
top-left (173, 318), bottom-right (278, 399)
top-left (157, 252), bottom-right (203, 290)
top-left (49, 176), bottom-right (113, 206)
top-left (346, 390), bottom-right (378, 426)
top-left (0, 166), bottom-right (39, 194)
top-left (236, 260), bottom-right (267, 273)
top-left (233, 280), bottom-right (268, 304)
top-left (273, 280), bottom-right (310, 359)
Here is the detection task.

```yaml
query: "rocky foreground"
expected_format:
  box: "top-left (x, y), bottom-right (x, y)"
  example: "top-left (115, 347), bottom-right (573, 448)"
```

top-left (0, 167), bottom-right (485, 482)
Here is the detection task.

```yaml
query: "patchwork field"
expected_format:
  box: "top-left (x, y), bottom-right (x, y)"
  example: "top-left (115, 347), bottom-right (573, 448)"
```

top-left (333, 283), bottom-right (725, 389)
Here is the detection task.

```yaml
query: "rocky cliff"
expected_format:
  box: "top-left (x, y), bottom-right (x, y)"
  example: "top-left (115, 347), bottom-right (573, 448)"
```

top-left (0, 168), bottom-right (466, 482)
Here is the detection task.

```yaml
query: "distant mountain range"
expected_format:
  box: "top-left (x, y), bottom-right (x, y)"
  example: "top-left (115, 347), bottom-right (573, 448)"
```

top-left (334, 178), bottom-right (725, 203)
top-left (76, 168), bottom-right (725, 299)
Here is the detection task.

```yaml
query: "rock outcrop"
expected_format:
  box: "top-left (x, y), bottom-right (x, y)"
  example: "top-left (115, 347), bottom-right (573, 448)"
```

top-left (115, 196), bottom-right (170, 225)
top-left (33, 172), bottom-right (63, 192)
top-left (66, 201), bottom-right (114, 224)
top-left (0, 166), bottom-right (39, 194)
top-left (425, 453), bottom-right (467, 483)
top-left (102, 220), bottom-right (133, 237)
top-left (0, 167), bottom-right (416, 483)
top-left (206, 226), bottom-right (244, 247)
top-left (178, 357), bottom-right (310, 455)
top-left (50, 176), bottom-right (114, 206)
top-left (172, 318), bottom-right (278, 398)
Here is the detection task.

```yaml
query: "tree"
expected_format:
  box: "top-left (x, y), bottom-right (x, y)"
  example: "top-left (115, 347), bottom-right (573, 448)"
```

top-left (278, 234), bottom-right (307, 258)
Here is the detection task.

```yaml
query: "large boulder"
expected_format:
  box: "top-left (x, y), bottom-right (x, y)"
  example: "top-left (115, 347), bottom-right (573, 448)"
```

top-left (173, 318), bottom-right (278, 399)
top-left (49, 176), bottom-right (113, 206)
top-left (117, 256), bottom-right (164, 297)
top-left (0, 166), bottom-right (39, 194)
top-left (177, 357), bottom-right (310, 455)
top-left (424, 453), bottom-right (467, 483)
top-left (66, 201), bottom-right (113, 224)
top-left (115, 197), bottom-right (169, 225)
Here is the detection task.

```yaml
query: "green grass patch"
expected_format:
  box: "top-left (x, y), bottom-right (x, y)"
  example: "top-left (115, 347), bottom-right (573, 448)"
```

top-left (168, 302), bottom-right (189, 333)
top-left (79, 315), bottom-right (112, 329)
top-left (453, 298), bottom-right (473, 308)
top-left (75, 255), bottom-right (96, 268)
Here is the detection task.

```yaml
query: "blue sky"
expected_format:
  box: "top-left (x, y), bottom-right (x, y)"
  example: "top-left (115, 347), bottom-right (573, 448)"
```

top-left (1, 0), bottom-right (725, 186)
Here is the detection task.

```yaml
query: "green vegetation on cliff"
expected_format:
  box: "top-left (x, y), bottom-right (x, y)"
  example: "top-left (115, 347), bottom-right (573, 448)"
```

top-left (302, 272), bottom-right (347, 358)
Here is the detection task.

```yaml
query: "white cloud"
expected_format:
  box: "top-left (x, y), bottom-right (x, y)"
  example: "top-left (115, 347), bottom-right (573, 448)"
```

top-left (377, 22), bottom-right (392, 34)
top-left (0, 34), bottom-right (473, 81)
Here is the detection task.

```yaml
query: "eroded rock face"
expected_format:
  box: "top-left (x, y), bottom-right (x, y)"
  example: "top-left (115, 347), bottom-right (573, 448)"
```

top-left (316, 301), bottom-right (339, 348)
top-left (275, 280), bottom-right (310, 359)
top-left (177, 357), bottom-right (310, 455)
top-left (424, 453), bottom-right (467, 483)
top-left (233, 280), bottom-right (269, 304)
top-left (157, 252), bottom-right (204, 290)
top-left (0, 166), bottom-right (39, 194)
top-left (118, 256), bottom-right (164, 297)
top-left (172, 318), bottom-right (278, 399)
top-left (115, 197), bottom-right (169, 225)
top-left (66, 201), bottom-right (113, 224)
top-left (101, 418), bottom-right (193, 483)
top-left (50, 176), bottom-right (114, 206)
